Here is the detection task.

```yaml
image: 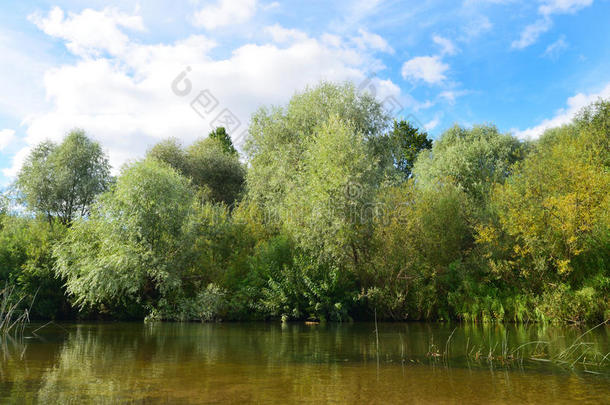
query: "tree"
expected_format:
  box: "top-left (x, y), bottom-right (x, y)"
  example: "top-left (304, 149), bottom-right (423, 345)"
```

top-left (282, 116), bottom-right (378, 267)
top-left (208, 127), bottom-right (237, 156)
top-left (186, 137), bottom-right (245, 206)
top-left (475, 104), bottom-right (610, 323)
top-left (491, 121), bottom-right (610, 283)
top-left (412, 124), bottom-right (525, 204)
top-left (574, 99), bottom-right (610, 168)
top-left (381, 119), bottom-right (433, 179)
top-left (54, 159), bottom-right (196, 311)
top-left (146, 138), bottom-right (189, 176)
top-left (147, 136), bottom-right (245, 206)
top-left (0, 216), bottom-right (70, 319)
top-left (368, 181), bottom-right (470, 319)
top-left (16, 130), bottom-right (111, 225)
top-left (245, 81), bottom-right (389, 211)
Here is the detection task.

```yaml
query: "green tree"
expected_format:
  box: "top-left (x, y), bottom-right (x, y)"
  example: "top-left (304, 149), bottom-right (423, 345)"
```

top-left (491, 123), bottom-right (609, 283)
top-left (54, 159), bottom-right (196, 312)
top-left (147, 136), bottom-right (245, 206)
top-left (282, 116), bottom-right (378, 267)
top-left (0, 217), bottom-right (70, 319)
top-left (186, 137), bottom-right (245, 206)
top-left (475, 103), bottom-right (610, 323)
top-left (208, 127), bottom-right (237, 156)
top-left (382, 119), bottom-right (433, 179)
top-left (368, 181), bottom-right (470, 319)
top-left (412, 124), bottom-right (525, 203)
top-left (16, 130), bottom-right (111, 225)
top-left (245, 81), bottom-right (389, 212)
top-left (146, 138), bottom-right (189, 175)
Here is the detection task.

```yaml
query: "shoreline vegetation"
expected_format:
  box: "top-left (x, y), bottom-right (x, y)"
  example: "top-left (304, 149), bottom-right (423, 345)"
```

top-left (0, 82), bottom-right (608, 325)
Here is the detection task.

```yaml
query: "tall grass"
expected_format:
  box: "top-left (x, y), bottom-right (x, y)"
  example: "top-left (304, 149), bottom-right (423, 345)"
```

top-left (423, 321), bottom-right (610, 373)
top-left (0, 285), bottom-right (32, 335)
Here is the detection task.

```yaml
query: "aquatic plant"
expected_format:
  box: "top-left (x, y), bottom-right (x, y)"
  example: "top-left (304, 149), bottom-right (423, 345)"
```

top-left (0, 285), bottom-right (31, 335)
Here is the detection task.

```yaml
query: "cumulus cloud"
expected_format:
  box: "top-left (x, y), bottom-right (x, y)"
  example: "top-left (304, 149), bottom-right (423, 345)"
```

top-left (401, 56), bottom-right (449, 85)
top-left (28, 6), bottom-right (144, 57)
top-left (0, 129), bottom-right (16, 151)
top-left (512, 0), bottom-right (594, 49)
top-left (3, 148), bottom-right (29, 178)
top-left (513, 82), bottom-right (610, 139)
top-left (4, 7), bottom-right (404, 180)
top-left (193, 0), bottom-right (258, 30)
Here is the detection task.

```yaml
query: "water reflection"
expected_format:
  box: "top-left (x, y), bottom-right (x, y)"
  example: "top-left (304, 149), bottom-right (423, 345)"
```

top-left (0, 322), bottom-right (608, 403)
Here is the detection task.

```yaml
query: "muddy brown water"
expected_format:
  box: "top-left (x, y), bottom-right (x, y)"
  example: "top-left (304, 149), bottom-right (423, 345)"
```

top-left (0, 322), bottom-right (608, 403)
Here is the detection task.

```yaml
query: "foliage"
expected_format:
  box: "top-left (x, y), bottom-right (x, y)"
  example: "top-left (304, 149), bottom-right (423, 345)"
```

top-left (281, 115), bottom-right (379, 266)
top-left (381, 119), bottom-right (433, 179)
top-left (54, 159), bottom-right (196, 312)
top-left (147, 135), bottom-right (245, 205)
top-left (146, 283), bottom-right (229, 322)
top-left (186, 137), bottom-right (245, 205)
top-left (0, 216), bottom-right (71, 319)
top-left (367, 181), bottom-right (471, 320)
top-left (146, 138), bottom-right (189, 175)
top-left (487, 121), bottom-right (609, 288)
top-left (413, 124), bottom-right (525, 204)
top-left (2, 83), bottom-right (608, 324)
top-left (208, 127), bottom-right (238, 156)
top-left (245, 81), bottom-right (389, 212)
top-left (16, 129), bottom-right (111, 225)
top-left (244, 236), bottom-right (353, 322)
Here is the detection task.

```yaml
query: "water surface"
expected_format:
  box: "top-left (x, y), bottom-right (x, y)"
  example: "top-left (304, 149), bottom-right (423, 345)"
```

top-left (0, 322), bottom-right (608, 403)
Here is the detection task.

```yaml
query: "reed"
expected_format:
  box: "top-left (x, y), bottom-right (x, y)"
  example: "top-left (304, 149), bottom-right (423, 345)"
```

top-left (0, 285), bottom-right (31, 335)
top-left (423, 321), bottom-right (610, 372)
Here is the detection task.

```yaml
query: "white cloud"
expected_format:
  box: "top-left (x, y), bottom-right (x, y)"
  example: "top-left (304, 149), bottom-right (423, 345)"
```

top-left (401, 56), bottom-right (449, 85)
top-left (512, 0), bottom-right (594, 49)
top-left (542, 35), bottom-right (568, 58)
top-left (193, 0), bottom-right (258, 30)
top-left (6, 7), bottom-right (404, 180)
top-left (424, 116), bottom-right (441, 131)
top-left (439, 90), bottom-right (468, 104)
top-left (321, 33), bottom-right (342, 47)
top-left (352, 29), bottom-right (394, 54)
top-left (538, 0), bottom-right (593, 16)
top-left (0, 129), bottom-right (16, 151)
top-left (511, 17), bottom-right (552, 49)
top-left (3, 147), bottom-right (29, 178)
top-left (514, 82), bottom-right (610, 139)
top-left (433, 35), bottom-right (458, 56)
top-left (265, 24), bottom-right (308, 43)
top-left (0, 28), bottom-right (50, 118)
top-left (28, 7), bottom-right (144, 57)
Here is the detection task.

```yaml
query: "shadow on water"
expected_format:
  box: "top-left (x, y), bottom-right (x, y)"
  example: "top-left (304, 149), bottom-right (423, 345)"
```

top-left (0, 322), bottom-right (608, 404)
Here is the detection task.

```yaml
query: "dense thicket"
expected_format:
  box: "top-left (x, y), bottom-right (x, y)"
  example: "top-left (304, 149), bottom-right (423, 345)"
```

top-left (1, 83), bottom-right (608, 323)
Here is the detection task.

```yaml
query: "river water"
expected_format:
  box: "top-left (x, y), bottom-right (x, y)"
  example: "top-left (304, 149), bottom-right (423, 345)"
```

top-left (0, 322), bottom-right (608, 403)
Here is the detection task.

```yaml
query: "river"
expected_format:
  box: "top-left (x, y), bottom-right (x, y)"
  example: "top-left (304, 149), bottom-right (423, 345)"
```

top-left (0, 322), bottom-right (608, 403)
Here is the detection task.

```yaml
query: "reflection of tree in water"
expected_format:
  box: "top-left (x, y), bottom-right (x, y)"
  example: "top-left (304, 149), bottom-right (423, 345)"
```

top-left (0, 323), bottom-right (606, 403)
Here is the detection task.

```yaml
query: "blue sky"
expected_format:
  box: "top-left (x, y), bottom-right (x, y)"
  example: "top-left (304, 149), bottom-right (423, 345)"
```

top-left (1, 0), bottom-right (609, 186)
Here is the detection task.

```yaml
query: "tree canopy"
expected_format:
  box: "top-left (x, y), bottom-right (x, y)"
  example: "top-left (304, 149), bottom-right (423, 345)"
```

top-left (146, 132), bottom-right (245, 206)
top-left (2, 83), bottom-right (608, 324)
top-left (16, 130), bottom-right (111, 225)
